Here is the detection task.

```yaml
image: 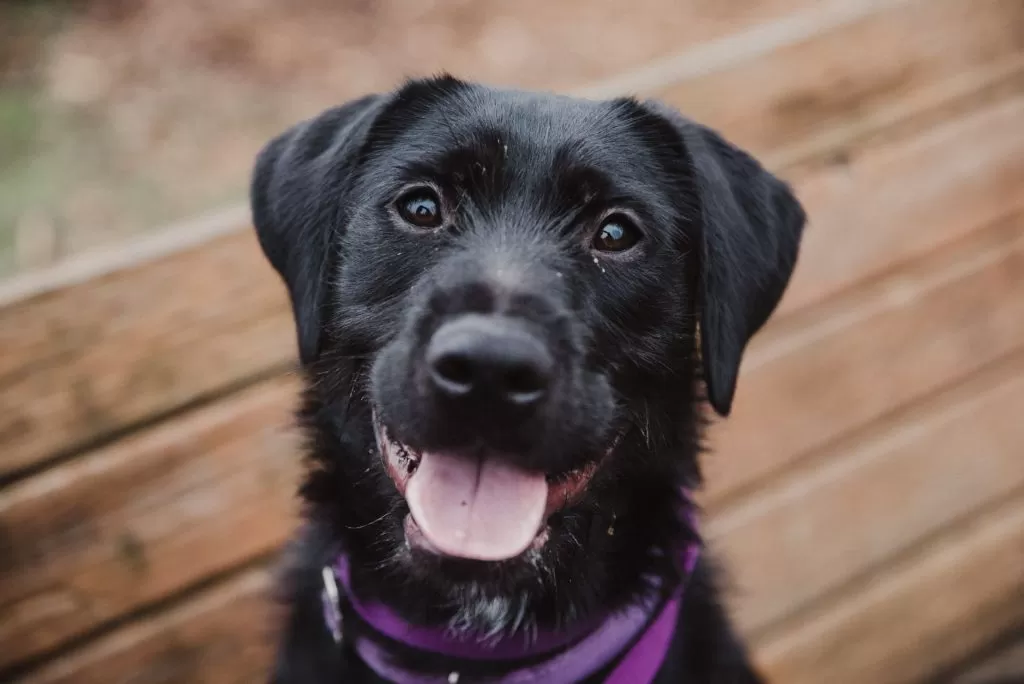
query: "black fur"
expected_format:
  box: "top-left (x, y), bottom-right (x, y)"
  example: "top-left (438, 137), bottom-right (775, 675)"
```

top-left (251, 76), bottom-right (805, 683)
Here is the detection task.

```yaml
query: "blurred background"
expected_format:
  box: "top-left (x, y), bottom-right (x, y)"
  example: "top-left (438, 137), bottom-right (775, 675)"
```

top-left (1, 1), bottom-right (1022, 682)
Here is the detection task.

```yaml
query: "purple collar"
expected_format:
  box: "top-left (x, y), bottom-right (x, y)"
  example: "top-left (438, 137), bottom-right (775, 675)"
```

top-left (322, 495), bottom-right (701, 683)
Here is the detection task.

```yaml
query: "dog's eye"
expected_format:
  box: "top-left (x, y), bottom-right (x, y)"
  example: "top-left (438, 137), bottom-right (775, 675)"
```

top-left (396, 188), bottom-right (443, 229)
top-left (592, 214), bottom-right (642, 253)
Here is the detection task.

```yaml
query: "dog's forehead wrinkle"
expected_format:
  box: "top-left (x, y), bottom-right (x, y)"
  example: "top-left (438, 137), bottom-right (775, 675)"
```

top-left (459, 204), bottom-right (566, 255)
top-left (382, 86), bottom-right (664, 190)
top-left (426, 89), bottom-right (631, 159)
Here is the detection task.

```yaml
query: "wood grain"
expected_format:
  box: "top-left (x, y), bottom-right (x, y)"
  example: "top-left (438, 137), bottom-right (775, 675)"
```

top-left (711, 350), bottom-right (1024, 633)
top-left (0, 377), bottom-right (300, 669)
top-left (655, 0), bottom-right (1024, 158)
top-left (13, 567), bottom-right (277, 684)
top-left (705, 213), bottom-right (1024, 504)
top-left (754, 489), bottom-right (1024, 684)
top-left (0, 231), bottom-right (295, 478)
top-left (778, 94), bottom-right (1024, 317)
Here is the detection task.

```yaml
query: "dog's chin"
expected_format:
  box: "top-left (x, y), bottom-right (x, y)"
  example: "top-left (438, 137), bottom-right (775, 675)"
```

top-left (372, 413), bottom-right (614, 567)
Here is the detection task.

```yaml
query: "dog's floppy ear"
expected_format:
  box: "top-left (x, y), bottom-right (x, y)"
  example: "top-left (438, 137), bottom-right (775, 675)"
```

top-left (250, 94), bottom-right (386, 365)
top-left (642, 101), bottom-right (806, 416)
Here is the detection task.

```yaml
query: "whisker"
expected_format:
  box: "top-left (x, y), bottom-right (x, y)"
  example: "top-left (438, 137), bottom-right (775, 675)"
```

top-left (344, 500), bottom-right (403, 530)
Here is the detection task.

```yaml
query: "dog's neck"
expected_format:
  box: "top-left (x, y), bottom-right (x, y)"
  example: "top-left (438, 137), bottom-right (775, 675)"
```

top-left (320, 492), bottom-right (700, 683)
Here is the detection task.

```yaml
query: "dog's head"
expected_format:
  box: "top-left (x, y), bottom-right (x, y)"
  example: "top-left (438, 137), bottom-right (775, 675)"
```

top-left (252, 76), bottom-right (804, 635)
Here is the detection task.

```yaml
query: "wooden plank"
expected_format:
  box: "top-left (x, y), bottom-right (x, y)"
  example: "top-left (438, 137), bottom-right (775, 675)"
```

top-left (573, 0), bottom-right (903, 98)
top-left (704, 213), bottom-right (1024, 504)
top-left (753, 490), bottom-right (1024, 684)
top-left (655, 0), bottom-right (1024, 158)
top-left (708, 350), bottom-right (1024, 634)
top-left (484, 0), bottom-right (815, 90)
top-left (0, 377), bottom-right (300, 669)
top-left (0, 230), bottom-right (296, 478)
top-left (778, 94), bottom-right (1024, 316)
top-left (13, 567), bottom-right (276, 684)
top-left (762, 57), bottom-right (1024, 173)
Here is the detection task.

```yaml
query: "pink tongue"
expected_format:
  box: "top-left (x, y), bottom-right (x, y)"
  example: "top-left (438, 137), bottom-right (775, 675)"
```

top-left (405, 451), bottom-right (548, 561)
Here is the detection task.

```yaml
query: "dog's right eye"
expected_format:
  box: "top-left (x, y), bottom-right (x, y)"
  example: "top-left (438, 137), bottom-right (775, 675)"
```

top-left (396, 188), bottom-right (444, 229)
top-left (592, 214), bottom-right (642, 253)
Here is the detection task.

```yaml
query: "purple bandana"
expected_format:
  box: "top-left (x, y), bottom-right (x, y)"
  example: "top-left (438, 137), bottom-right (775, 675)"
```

top-left (322, 494), bottom-right (701, 683)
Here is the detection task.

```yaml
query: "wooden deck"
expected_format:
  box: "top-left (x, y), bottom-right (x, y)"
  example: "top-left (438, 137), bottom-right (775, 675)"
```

top-left (1, 1), bottom-right (1022, 681)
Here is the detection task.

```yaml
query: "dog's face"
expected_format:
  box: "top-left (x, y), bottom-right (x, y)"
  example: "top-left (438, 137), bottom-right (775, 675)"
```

top-left (253, 77), bottom-right (804, 634)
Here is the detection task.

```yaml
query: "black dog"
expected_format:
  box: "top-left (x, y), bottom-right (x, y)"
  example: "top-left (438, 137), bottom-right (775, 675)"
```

top-left (252, 75), bottom-right (805, 683)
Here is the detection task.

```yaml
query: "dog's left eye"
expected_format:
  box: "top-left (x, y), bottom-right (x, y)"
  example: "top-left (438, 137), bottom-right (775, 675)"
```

top-left (396, 187), bottom-right (444, 229)
top-left (592, 214), bottom-right (642, 253)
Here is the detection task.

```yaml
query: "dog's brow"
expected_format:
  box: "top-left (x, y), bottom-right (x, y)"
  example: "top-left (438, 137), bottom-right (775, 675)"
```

top-left (431, 138), bottom-right (508, 189)
top-left (437, 108), bottom-right (463, 147)
top-left (553, 162), bottom-right (616, 207)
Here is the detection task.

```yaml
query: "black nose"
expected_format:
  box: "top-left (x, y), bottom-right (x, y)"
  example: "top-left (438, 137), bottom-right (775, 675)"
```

top-left (426, 315), bottom-right (553, 408)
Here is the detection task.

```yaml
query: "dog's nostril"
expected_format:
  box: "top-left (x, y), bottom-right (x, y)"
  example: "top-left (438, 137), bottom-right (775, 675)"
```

top-left (503, 367), bottom-right (548, 405)
top-left (430, 354), bottom-right (476, 397)
top-left (425, 315), bottom-right (553, 407)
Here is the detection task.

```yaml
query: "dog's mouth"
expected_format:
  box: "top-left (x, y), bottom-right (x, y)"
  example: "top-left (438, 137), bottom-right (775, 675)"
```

top-left (374, 416), bottom-right (613, 562)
